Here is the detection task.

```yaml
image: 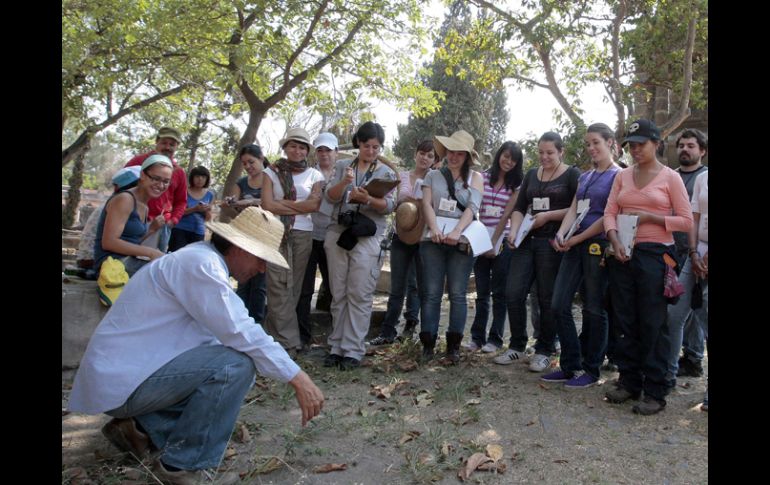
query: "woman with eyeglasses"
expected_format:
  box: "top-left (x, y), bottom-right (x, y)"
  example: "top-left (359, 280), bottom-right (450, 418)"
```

top-left (93, 155), bottom-right (174, 276)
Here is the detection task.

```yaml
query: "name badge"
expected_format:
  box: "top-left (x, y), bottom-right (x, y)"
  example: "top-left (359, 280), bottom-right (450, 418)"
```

top-left (533, 197), bottom-right (550, 211)
top-left (577, 199), bottom-right (590, 215)
top-left (439, 198), bottom-right (458, 212)
top-left (483, 206), bottom-right (502, 217)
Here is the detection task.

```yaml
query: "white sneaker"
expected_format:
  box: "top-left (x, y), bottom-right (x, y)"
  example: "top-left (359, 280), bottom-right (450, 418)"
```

top-left (462, 341), bottom-right (481, 351)
top-left (528, 354), bottom-right (551, 372)
top-left (481, 342), bottom-right (500, 353)
top-left (493, 349), bottom-right (526, 365)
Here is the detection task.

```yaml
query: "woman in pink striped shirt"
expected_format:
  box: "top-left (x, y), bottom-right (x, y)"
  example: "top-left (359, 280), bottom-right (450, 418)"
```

top-left (602, 119), bottom-right (693, 415)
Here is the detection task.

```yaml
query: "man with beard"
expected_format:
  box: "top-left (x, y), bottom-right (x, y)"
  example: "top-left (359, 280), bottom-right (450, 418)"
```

top-left (666, 128), bottom-right (708, 384)
top-left (125, 127), bottom-right (188, 253)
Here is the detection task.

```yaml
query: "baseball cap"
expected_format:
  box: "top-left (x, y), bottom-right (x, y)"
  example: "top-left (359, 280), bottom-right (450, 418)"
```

top-left (622, 119), bottom-right (661, 146)
top-left (313, 132), bottom-right (338, 150)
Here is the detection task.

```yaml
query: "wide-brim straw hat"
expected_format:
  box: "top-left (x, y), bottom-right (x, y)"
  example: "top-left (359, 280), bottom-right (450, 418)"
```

top-left (395, 199), bottom-right (425, 245)
top-left (205, 207), bottom-right (289, 268)
top-left (434, 130), bottom-right (479, 166)
top-left (279, 127), bottom-right (313, 150)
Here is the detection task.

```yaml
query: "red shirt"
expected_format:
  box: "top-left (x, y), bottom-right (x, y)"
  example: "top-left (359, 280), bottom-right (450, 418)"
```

top-left (125, 151), bottom-right (188, 225)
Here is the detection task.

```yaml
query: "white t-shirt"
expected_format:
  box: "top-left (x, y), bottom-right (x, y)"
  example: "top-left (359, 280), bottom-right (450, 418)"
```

top-left (691, 171), bottom-right (708, 250)
top-left (265, 167), bottom-right (325, 231)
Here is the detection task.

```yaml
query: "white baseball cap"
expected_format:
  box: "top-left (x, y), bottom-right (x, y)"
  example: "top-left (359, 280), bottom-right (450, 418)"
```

top-left (313, 132), bottom-right (338, 150)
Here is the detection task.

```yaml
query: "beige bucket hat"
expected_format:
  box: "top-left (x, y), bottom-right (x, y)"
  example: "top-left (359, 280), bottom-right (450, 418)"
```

top-left (205, 207), bottom-right (289, 268)
top-left (394, 199), bottom-right (426, 245)
top-left (433, 130), bottom-right (479, 166)
top-left (279, 127), bottom-right (313, 150)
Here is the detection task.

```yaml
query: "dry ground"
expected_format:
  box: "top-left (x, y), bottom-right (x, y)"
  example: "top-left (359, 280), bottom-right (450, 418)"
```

top-left (62, 297), bottom-right (708, 484)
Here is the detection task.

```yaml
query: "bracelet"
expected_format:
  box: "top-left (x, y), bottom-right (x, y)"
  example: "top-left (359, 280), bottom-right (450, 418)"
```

top-left (689, 249), bottom-right (698, 256)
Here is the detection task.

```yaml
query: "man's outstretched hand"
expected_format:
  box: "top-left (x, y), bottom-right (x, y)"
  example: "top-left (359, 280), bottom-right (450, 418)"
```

top-left (289, 370), bottom-right (324, 426)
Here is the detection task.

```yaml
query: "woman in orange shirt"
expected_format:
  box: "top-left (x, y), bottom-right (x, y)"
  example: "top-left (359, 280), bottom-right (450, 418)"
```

top-left (602, 119), bottom-right (693, 415)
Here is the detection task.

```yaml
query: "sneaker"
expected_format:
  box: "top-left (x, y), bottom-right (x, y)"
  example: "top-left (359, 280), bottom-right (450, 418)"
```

top-left (323, 353), bottom-right (343, 368)
top-left (676, 357), bottom-right (703, 377)
top-left (493, 349), bottom-right (526, 365)
top-left (462, 341), bottom-right (481, 352)
top-left (339, 356), bottom-right (361, 371)
top-left (605, 386), bottom-right (641, 403)
top-left (632, 396), bottom-right (666, 415)
top-left (480, 342), bottom-right (500, 353)
top-left (367, 335), bottom-right (394, 346)
top-left (101, 417), bottom-right (151, 458)
top-left (152, 459), bottom-right (240, 485)
top-left (528, 354), bottom-right (551, 372)
top-left (540, 370), bottom-right (572, 383)
top-left (564, 371), bottom-right (598, 389)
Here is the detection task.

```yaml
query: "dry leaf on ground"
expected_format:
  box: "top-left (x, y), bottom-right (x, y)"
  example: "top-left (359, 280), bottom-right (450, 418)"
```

top-left (399, 430), bottom-right (421, 445)
top-left (397, 360), bottom-right (418, 372)
top-left (458, 453), bottom-right (493, 481)
top-left (465, 398), bottom-right (481, 406)
top-left (486, 444), bottom-right (504, 462)
top-left (441, 441), bottom-right (453, 457)
top-left (478, 461), bottom-right (507, 473)
top-left (254, 456), bottom-right (283, 474)
top-left (313, 463), bottom-right (348, 473)
top-left (235, 423), bottom-right (251, 443)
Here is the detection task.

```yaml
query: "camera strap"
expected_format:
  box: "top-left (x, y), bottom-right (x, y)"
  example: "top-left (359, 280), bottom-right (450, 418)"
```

top-left (440, 167), bottom-right (467, 212)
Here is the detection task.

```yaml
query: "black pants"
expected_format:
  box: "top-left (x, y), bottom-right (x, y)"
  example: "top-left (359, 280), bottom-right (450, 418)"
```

top-left (168, 228), bottom-right (204, 252)
top-left (296, 239), bottom-right (330, 344)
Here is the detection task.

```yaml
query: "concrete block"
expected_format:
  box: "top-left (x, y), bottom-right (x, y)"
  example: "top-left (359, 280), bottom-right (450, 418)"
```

top-left (62, 277), bottom-right (107, 368)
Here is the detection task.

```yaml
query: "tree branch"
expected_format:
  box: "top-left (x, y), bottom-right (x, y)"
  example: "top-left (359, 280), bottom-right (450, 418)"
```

top-left (659, 14), bottom-right (696, 137)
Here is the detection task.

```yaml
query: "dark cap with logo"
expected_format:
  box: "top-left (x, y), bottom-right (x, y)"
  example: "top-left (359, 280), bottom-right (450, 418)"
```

top-left (622, 119), bottom-right (661, 146)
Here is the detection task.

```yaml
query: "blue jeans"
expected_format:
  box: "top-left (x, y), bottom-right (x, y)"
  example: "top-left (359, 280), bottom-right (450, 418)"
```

top-left (505, 237), bottom-right (563, 354)
top-left (380, 234), bottom-right (422, 339)
top-left (106, 345), bottom-right (256, 470)
top-left (236, 272), bottom-right (267, 324)
top-left (418, 241), bottom-right (475, 336)
top-left (469, 245), bottom-right (512, 346)
top-left (552, 239), bottom-right (609, 379)
top-left (297, 239), bottom-right (331, 344)
top-left (607, 243), bottom-right (673, 401)
top-left (666, 257), bottom-right (709, 381)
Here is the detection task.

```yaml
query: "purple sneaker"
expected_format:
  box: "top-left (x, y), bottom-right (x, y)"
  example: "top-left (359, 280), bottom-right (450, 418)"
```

top-left (540, 370), bottom-right (572, 383)
top-left (564, 371), bottom-right (598, 389)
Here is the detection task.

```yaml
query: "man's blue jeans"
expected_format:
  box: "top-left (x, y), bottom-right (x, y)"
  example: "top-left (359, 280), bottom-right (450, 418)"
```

top-left (607, 243), bottom-right (673, 401)
top-left (504, 237), bottom-right (563, 354)
top-left (236, 272), bottom-right (267, 324)
top-left (418, 241), bottom-right (475, 336)
top-left (666, 257), bottom-right (708, 381)
top-left (551, 239), bottom-right (609, 379)
top-left (469, 245), bottom-right (512, 347)
top-left (106, 345), bottom-right (256, 470)
top-left (380, 234), bottom-right (422, 339)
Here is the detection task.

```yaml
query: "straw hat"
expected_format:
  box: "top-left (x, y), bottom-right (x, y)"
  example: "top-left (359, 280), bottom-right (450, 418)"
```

top-left (394, 200), bottom-right (425, 245)
top-left (205, 207), bottom-right (289, 268)
top-left (279, 127), bottom-right (313, 150)
top-left (433, 130), bottom-right (479, 166)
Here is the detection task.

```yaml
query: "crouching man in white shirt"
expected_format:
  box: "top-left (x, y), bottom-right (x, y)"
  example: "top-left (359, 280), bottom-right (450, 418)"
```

top-left (68, 207), bottom-right (324, 485)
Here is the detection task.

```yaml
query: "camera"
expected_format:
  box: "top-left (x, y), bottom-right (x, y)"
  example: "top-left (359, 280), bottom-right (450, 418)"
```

top-left (338, 210), bottom-right (357, 227)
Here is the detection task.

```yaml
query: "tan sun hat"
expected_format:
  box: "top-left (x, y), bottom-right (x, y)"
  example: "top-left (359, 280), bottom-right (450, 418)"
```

top-left (279, 127), bottom-right (313, 150)
top-left (394, 199), bottom-right (426, 245)
top-left (205, 207), bottom-right (289, 268)
top-left (433, 130), bottom-right (479, 166)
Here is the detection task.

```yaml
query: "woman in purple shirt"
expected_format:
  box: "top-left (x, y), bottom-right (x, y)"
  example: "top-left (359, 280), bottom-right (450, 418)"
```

top-left (541, 123), bottom-right (621, 388)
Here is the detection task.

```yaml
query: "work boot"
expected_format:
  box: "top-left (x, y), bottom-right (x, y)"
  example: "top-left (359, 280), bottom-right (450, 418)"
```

top-left (152, 459), bottom-right (240, 485)
top-left (444, 331), bottom-right (463, 364)
top-left (677, 356), bottom-right (703, 377)
top-left (397, 319), bottom-right (418, 342)
top-left (419, 331), bottom-right (436, 362)
top-left (632, 396), bottom-right (667, 415)
top-left (101, 417), bottom-right (151, 458)
top-left (605, 386), bottom-right (641, 404)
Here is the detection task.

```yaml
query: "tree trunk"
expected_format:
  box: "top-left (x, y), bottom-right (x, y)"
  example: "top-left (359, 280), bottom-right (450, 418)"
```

top-left (62, 129), bottom-right (93, 168)
top-left (62, 146), bottom-right (88, 228)
top-left (222, 111), bottom-right (264, 198)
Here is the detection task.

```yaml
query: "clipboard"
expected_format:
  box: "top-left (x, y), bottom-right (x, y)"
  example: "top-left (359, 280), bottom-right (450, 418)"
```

top-left (363, 177), bottom-right (399, 198)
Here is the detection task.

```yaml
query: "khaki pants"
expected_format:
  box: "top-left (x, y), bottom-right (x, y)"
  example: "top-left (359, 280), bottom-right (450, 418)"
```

top-left (263, 230), bottom-right (313, 350)
top-left (324, 228), bottom-right (384, 360)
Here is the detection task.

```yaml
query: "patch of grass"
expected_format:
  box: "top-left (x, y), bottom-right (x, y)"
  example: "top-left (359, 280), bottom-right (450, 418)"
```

top-left (433, 373), bottom-right (475, 405)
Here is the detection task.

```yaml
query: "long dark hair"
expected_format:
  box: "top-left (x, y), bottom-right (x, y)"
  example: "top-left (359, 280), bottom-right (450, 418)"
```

top-left (489, 141), bottom-right (524, 191)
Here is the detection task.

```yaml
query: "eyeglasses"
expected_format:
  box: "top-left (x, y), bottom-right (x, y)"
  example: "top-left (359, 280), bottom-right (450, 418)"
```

top-left (147, 174), bottom-right (172, 186)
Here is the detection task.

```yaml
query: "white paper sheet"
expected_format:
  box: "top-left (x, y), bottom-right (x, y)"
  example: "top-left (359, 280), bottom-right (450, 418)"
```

top-left (434, 216), bottom-right (493, 256)
top-left (617, 214), bottom-right (639, 257)
top-left (513, 213), bottom-right (535, 247)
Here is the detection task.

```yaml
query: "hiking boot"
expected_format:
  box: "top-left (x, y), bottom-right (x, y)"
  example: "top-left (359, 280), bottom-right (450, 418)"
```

top-left (677, 357), bottom-right (703, 377)
top-left (444, 332), bottom-right (463, 364)
top-left (101, 417), bottom-right (151, 458)
top-left (462, 341), bottom-right (481, 352)
top-left (632, 396), bottom-right (667, 415)
top-left (493, 349), bottom-right (526, 365)
top-left (419, 331), bottom-right (437, 362)
top-left (564, 371), bottom-right (598, 389)
top-left (152, 459), bottom-right (240, 485)
top-left (528, 354), bottom-right (551, 372)
top-left (480, 342), bottom-right (500, 353)
top-left (540, 369), bottom-right (572, 383)
top-left (367, 335), bottom-right (395, 347)
top-left (339, 356), bottom-right (361, 371)
top-left (323, 353), bottom-right (343, 368)
top-left (605, 386), bottom-right (641, 403)
top-left (397, 319), bottom-right (418, 342)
